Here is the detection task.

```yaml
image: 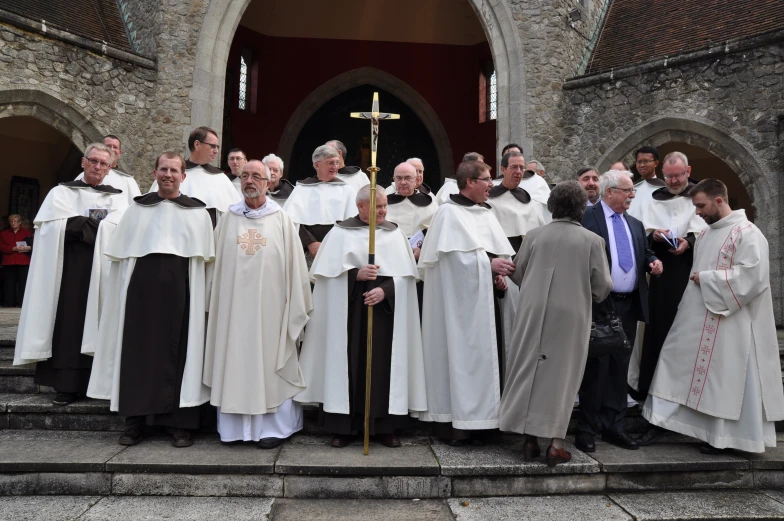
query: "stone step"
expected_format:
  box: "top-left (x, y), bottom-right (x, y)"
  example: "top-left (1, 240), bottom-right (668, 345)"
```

top-left (0, 430), bottom-right (782, 499)
top-left (0, 344), bottom-right (13, 361)
top-left (4, 493), bottom-right (784, 521)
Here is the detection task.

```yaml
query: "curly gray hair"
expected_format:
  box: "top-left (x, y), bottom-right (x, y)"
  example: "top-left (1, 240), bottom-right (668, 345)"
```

top-left (548, 180), bottom-right (588, 221)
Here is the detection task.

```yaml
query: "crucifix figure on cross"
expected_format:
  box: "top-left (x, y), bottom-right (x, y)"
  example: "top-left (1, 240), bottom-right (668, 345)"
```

top-left (349, 92), bottom-right (399, 456)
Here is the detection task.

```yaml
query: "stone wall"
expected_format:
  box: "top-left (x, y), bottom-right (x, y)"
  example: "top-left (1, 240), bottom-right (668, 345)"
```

top-left (557, 40), bottom-right (784, 323)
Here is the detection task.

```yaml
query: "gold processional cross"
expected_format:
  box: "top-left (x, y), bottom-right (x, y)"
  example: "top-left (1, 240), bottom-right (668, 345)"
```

top-left (237, 229), bottom-right (267, 255)
top-left (350, 93), bottom-right (399, 456)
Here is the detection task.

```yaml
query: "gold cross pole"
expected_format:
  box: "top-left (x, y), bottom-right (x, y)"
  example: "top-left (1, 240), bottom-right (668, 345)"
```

top-left (351, 92), bottom-right (399, 456)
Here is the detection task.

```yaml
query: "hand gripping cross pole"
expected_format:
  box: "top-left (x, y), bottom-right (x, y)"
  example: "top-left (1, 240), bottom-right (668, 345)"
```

top-left (350, 93), bottom-right (399, 455)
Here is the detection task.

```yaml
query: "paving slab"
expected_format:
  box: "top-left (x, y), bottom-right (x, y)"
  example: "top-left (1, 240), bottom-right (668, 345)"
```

top-left (271, 498), bottom-right (453, 520)
top-left (0, 360), bottom-right (33, 375)
top-left (7, 394), bottom-right (112, 413)
top-left (447, 496), bottom-right (632, 521)
top-left (275, 436), bottom-right (439, 475)
top-left (760, 489), bottom-right (784, 504)
top-left (610, 490), bottom-right (784, 520)
top-left (283, 475), bottom-right (451, 499)
top-left (744, 444), bottom-right (784, 469)
top-left (432, 435), bottom-right (599, 476)
top-left (0, 346), bottom-right (12, 360)
top-left (0, 430), bottom-right (125, 472)
top-left (79, 496), bottom-right (274, 521)
top-left (451, 474), bottom-right (606, 496)
top-left (0, 375), bottom-right (37, 393)
top-left (589, 441), bottom-right (751, 472)
top-left (112, 472), bottom-right (283, 497)
top-left (606, 469), bottom-right (753, 491)
top-left (755, 470), bottom-right (784, 489)
top-left (0, 495), bottom-right (100, 521)
top-left (0, 472), bottom-right (110, 495)
top-left (9, 412), bottom-right (125, 431)
top-left (105, 434), bottom-right (278, 474)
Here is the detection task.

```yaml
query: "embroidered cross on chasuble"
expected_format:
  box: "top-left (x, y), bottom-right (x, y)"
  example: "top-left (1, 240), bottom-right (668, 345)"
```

top-left (237, 229), bottom-right (267, 255)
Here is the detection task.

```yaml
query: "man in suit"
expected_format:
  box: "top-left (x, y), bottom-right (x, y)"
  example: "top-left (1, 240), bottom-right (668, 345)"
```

top-left (576, 170), bottom-right (663, 452)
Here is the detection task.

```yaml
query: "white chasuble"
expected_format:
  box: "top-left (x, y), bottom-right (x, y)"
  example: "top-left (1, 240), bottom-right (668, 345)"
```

top-left (76, 169), bottom-right (141, 206)
top-left (149, 165), bottom-right (240, 212)
top-left (415, 200), bottom-right (515, 429)
top-left (643, 210), bottom-right (784, 452)
top-left (434, 178), bottom-right (459, 205)
top-left (385, 192), bottom-right (438, 238)
top-left (296, 221), bottom-right (427, 416)
top-left (282, 179), bottom-right (357, 227)
top-left (15, 183), bottom-right (126, 366)
top-left (85, 195), bottom-right (214, 411)
top-left (204, 205), bottom-right (312, 415)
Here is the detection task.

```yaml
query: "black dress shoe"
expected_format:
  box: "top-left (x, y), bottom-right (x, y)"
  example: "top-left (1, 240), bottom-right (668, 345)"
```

top-left (52, 392), bottom-right (78, 406)
top-left (377, 434), bottom-right (401, 448)
top-left (330, 435), bottom-right (356, 448)
top-left (522, 436), bottom-right (541, 461)
top-left (118, 425), bottom-right (146, 446)
top-left (574, 432), bottom-right (596, 453)
top-left (601, 431), bottom-right (639, 450)
top-left (171, 428), bottom-right (193, 448)
top-left (699, 443), bottom-right (733, 455)
top-left (635, 425), bottom-right (667, 447)
top-left (441, 438), bottom-right (464, 447)
top-left (257, 437), bottom-right (285, 450)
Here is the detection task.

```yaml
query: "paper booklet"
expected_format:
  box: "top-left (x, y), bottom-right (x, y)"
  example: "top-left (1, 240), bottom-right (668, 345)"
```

top-left (15, 242), bottom-right (26, 248)
top-left (408, 230), bottom-right (425, 249)
top-left (663, 225), bottom-right (679, 249)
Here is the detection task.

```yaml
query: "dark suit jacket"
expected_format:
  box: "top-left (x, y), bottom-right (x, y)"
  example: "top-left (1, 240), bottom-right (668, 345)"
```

top-left (581, 202), bottom-right (658, 323)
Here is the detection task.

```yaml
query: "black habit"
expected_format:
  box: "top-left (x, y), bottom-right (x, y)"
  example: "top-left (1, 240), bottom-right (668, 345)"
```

top-left (318, 217), bottom-right (409, 436)
top-left (35, 181), bottom-right (122, 394)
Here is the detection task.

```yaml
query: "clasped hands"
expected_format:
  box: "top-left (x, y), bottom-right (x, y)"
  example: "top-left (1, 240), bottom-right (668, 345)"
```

top-left (357, 264), bottom-right (385, 306)
top-left (491, 258), bottom-right (516, 291)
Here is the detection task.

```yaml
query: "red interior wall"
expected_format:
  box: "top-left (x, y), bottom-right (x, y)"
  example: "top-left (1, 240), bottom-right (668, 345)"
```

top-left (227, 25), bottom-right (497, 175)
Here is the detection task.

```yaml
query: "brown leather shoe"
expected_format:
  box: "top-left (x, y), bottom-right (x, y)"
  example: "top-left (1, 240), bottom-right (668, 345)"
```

top-left (171, 428), bottom-right (193, 448)
top-left (330, 435), bottom-right (356, 448)
top-left (546, 445), bottom-right (572, 467)
top-left (377, 434), bottom-right (401, 448)
top-left (523, 436), bottom-right (541, 461)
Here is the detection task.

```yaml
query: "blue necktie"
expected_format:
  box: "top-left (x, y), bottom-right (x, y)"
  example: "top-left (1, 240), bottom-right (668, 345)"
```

top-left (612, 213), bottom-right (633, 273)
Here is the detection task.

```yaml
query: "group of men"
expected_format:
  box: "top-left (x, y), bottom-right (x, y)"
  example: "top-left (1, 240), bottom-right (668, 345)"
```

top-left (13, 126), bottom-right (782, 457)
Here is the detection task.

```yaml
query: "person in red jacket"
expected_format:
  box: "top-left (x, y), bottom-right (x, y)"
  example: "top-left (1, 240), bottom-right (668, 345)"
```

top-left (0, 214), bottom-right (32, 307)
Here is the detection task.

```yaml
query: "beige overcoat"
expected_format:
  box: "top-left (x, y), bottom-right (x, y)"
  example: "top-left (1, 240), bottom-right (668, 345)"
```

top-left (499, 218), bottom-right (613, 438)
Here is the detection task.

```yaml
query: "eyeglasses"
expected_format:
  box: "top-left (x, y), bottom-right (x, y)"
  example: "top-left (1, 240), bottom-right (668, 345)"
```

top-left (85, 157), bottom-right (111, 169)
top-left (663, 172), bottom-right (687, 181)
top-left (611, 187), bottom-right (636, 194)
top-left (636, 159), bottom-right (656, 165)
top-left (472, 176), bottom-right (494, 183)
top-left (393, 176), bottom-right (415, 182)
top-left (240, 174), bottom-right (270, 182)
top-left (197, 141), bottom-right (220, 150)
top-left (323, 160), bottom-right (341, 167)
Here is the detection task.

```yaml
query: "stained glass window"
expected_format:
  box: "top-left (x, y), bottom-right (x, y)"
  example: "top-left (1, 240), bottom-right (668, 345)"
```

top-left (489, 70), bottom-right (497, 121)
top-left (239, 52), bottom-right (249, 111)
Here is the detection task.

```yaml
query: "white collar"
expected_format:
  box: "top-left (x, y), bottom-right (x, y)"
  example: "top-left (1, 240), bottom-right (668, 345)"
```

top-left (228, 198), bottom-right (281, 219)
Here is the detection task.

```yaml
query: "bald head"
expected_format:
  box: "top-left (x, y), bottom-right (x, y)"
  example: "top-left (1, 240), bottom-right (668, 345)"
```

top-left (393, 162), bottom-right (417, 196)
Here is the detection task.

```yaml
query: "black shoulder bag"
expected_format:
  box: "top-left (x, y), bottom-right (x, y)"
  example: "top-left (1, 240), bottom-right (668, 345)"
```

top-left (588, 297), bottom-right (630, 358)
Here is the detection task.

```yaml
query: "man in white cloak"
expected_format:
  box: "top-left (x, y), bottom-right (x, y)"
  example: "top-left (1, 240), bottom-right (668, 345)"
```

top-left (385, 162), bottom-right (438, 249)
top-left (640, 179), bottom-right (784, 454)
top-left (627, 146), bottom-right (665, 221)
top-left (385, 158), bottom-right (431, 195)
top-left (204, 160), bottom-right (312, 448)
top-left (283, 144), bottom-right (357, 261)
top-left (15, 143), bottom-right (126, 406)
top-left (327, 139), bottom-right (370, 192)
top-left (263, 154), bottom-right (295, 204)
top-left (488, 151), bottom-right (547, 355)
top-left (86, 152), bottom-right (215, 448)
top-left (75, 135), bottom-right (141, 206)
top-left (415, 160), bottom-right (516, 445)
top-left (148, 126), bottom-right (240, 224)
top-left (226, 148), bottom-right (248, 196)
top-left (296, 186), bottom-right (427, 448)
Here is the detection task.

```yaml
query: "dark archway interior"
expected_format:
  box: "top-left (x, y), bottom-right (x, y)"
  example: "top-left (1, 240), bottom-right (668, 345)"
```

top-left (0, 116), bottom-right (82, 222)
top-left (650, 142), bottom-right (755, 221)
top-left (288, 85), bottom-right (440, 189)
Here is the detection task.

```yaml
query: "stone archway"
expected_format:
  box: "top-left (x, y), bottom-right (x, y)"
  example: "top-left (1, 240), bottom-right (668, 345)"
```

top-left (188, 0), bottom-right (528, 162)
top-left (0, 89), bottom-right (103, 152)
top-left (598, 115), bottom-right (782, 323)
top-left (278, 67), bottom-right (454, 183)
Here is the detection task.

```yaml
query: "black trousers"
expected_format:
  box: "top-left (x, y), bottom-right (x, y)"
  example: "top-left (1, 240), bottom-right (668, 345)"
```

top-left (3, 265), bottom-right (28, 307)
top-left (577, 295), bottom-right (637, 436)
